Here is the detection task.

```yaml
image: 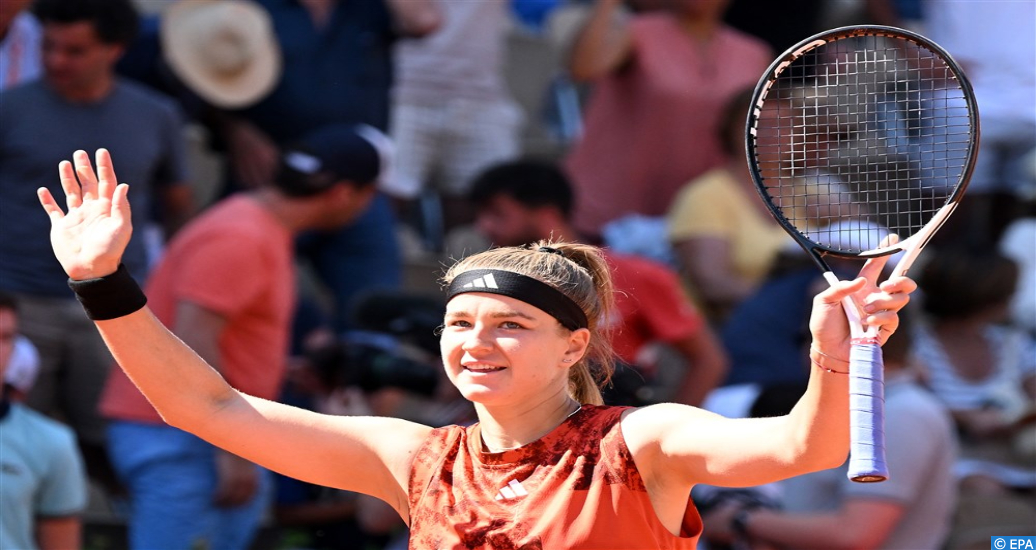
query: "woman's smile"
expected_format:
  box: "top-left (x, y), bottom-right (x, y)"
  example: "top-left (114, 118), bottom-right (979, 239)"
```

top-left (462, 362), bottom-right (508, 374)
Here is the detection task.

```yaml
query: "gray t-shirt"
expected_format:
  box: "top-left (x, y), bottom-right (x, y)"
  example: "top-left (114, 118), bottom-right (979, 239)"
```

top-left (0, 78), bottom-right (188, 296)
top-left (780, 376), bottom-right (958, 550)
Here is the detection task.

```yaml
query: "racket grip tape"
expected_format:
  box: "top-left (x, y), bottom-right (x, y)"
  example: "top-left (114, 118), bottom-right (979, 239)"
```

top-left (847, 339), bottom-right (888, 483)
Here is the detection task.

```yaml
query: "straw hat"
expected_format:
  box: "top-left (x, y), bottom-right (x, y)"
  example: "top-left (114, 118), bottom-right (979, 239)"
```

top-left (161, 0), bottom-right (281, 108)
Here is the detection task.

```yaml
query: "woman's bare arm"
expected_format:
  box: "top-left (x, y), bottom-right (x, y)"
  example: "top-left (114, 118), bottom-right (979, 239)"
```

top-left (38, 149), bottom-right (431, 521)
top-left (625, 256), bottom-right (915, 488)
top-left (98, 309), bottom-right (429, 518)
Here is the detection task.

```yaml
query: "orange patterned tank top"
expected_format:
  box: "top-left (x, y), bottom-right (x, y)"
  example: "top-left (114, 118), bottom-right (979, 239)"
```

top-left (407, 405), bottom-right (702, 549)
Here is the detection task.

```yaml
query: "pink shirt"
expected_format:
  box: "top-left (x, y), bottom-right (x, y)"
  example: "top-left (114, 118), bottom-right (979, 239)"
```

top-left (101, 196), bottom-right (296, 423)
top-left (565, 16), bottom-right (771, 236)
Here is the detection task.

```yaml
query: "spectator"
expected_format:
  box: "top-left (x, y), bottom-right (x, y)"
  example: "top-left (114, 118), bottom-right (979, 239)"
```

top-left (97, 125), bottom-right (391, 550)
top-left (213, 0), bottom-right (440, 332)
top-left (469, 159), bottom-right (728, 407)
top-left (913, 247), bottom-right (1036, 495)
top-left (0, 0), bottom-right (41, 90)
top-left (111, 0), bottom-right (286, 216)
top-left (0, 0), bottom-right (191, 485)
top-left (0, 291), bottom-right (88, 550)
top-left (667, 88), bottom-right (790, 323)
top-left (384, 0), bottom-right (523, 235)
top-left (703, 308), bottom-right (960, 550)
top-left (564, 0), bottom-right (772, 238)
top-left (226, 0), bottom-right (438, 174)
top-left (113, 0), bottom-right (283, 130)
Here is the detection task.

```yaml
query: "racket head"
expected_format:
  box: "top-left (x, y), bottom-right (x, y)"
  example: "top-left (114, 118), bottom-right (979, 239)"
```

top-left (745, 25), bottom-right (980, 264)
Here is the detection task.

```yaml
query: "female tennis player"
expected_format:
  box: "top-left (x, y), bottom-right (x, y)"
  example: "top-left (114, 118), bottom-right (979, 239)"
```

top-left (39, 149), bottom-right (915, 549)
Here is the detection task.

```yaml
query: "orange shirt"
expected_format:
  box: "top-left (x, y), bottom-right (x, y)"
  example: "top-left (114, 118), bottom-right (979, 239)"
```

top-left (408, 405), bottom-right (701, 549)
top-left (100, 195), bottom-right (296, 423)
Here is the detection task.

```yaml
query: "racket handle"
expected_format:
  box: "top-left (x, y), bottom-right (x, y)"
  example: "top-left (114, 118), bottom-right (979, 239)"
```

top-left (847, 339), bottom-right (888, 482)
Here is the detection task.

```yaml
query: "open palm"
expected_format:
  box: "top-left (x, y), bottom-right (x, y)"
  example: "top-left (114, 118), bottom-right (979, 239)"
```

top-left (38, 149), bottom-right (133, 281)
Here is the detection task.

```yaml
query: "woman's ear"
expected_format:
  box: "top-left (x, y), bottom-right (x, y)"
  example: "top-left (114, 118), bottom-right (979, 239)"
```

top-left (562, 328), bottom-right (591, 365)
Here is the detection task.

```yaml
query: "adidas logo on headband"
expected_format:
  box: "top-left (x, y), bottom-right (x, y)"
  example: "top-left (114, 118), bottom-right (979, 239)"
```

top-left (461, 273), bottom-right (499, 290)
top-left (446, 269), bottom-right (588, 331)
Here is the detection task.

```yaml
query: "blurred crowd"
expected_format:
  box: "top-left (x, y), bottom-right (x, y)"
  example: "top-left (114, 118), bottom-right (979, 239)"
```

top-left (0, 0), bottom-right (1033, 549)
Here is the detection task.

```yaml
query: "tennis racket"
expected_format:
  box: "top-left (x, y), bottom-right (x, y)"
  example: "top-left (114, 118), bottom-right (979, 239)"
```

top-left (745, 26), bottom-right (979, 482)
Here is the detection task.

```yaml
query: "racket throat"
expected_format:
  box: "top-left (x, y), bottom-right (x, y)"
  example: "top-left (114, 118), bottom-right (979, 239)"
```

top-left (889, 201), bottom-right (960, 278)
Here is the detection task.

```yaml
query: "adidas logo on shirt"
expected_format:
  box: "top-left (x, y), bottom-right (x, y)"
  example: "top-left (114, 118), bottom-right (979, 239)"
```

top-left (494, 479), bottom-right (529, 501)
top-left (462, 273), bottom-right (499, 289)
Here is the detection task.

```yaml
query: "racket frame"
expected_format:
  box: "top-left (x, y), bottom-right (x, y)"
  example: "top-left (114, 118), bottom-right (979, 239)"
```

top-left (743, 25), bottom-right (980, 482)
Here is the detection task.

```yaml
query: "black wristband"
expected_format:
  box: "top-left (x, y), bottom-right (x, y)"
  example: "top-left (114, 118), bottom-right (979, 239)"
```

top-left (68, 264), bottom-right (147, 320)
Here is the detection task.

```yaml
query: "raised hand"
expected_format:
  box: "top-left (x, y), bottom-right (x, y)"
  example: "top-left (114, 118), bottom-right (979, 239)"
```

top-left (38, 149), bottom-right (132, 281)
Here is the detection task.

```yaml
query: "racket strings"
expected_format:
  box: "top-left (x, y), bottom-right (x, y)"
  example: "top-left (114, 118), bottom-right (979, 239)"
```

top-left (752, 33), bottom-right (974, 254)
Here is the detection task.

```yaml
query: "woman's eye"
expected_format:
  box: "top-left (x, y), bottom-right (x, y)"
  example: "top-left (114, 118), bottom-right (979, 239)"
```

top-left (449, 320), bottom-right (472, 328)
top-left (501, 321), bottom-right (524, 329)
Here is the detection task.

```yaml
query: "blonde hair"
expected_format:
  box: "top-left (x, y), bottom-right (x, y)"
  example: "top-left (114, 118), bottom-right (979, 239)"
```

top-left (442, 240), bottom-right (616, 405)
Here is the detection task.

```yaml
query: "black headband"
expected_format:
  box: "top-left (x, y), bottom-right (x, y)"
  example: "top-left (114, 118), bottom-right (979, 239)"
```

top-left (446, 269), bottom-right (589, 331)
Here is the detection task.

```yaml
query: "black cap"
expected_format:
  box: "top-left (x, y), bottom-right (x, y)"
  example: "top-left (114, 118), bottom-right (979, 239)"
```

top-left (277, 124), bottom-right (391, 197)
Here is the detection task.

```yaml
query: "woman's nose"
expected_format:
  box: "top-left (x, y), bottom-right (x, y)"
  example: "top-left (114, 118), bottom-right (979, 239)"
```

top-left (461, 324), bottom-right (493, 352)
